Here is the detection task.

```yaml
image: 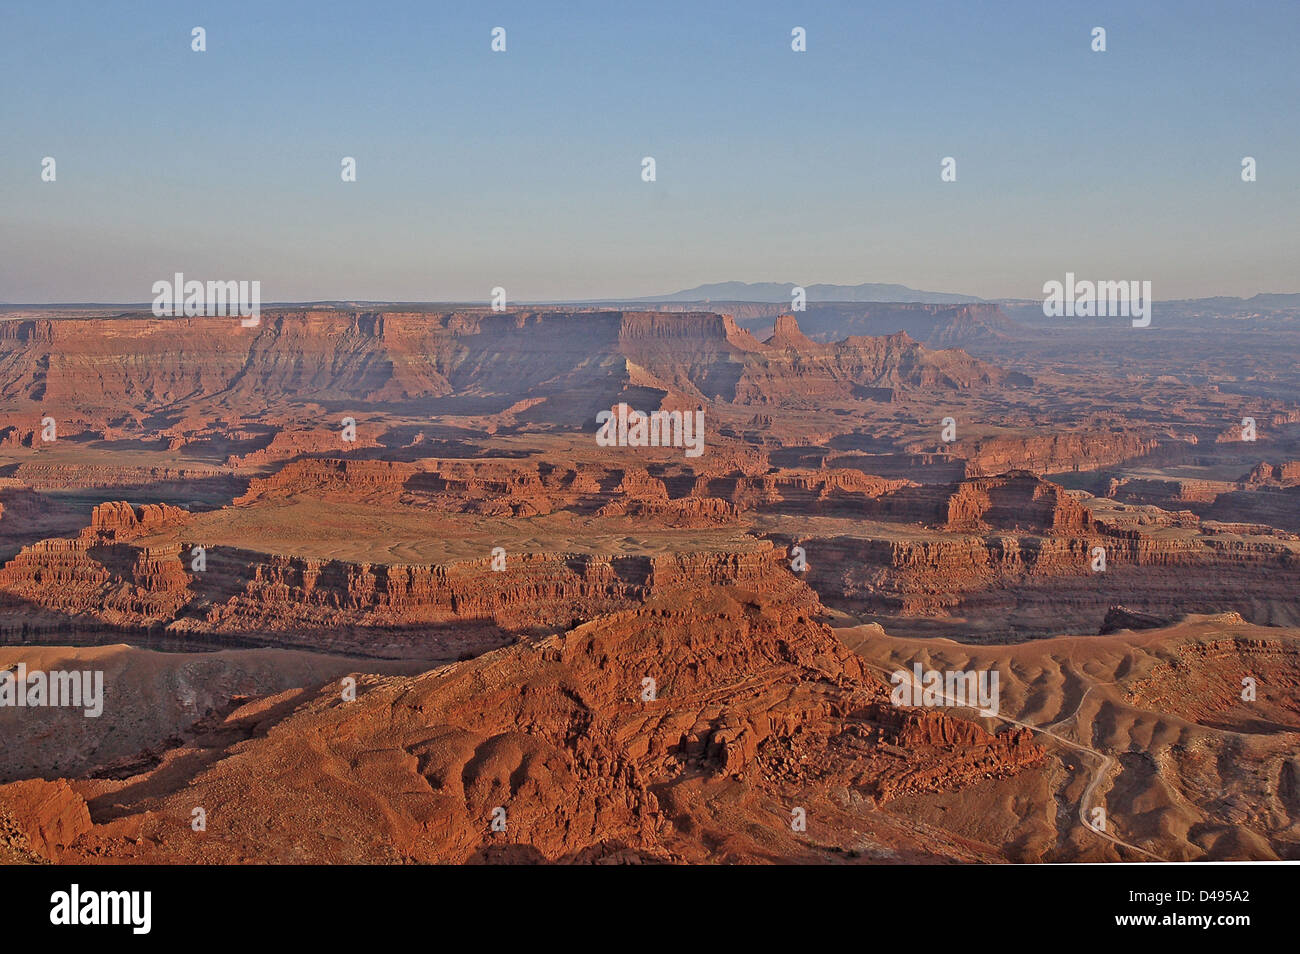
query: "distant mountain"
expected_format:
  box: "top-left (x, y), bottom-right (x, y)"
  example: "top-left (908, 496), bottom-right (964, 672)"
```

top-left (1159, 293), bottom-right (1300, 309)
top-left (637, 282), bottom-right (983, 305)
top-left (997, 292), bottom-right (1300, 329)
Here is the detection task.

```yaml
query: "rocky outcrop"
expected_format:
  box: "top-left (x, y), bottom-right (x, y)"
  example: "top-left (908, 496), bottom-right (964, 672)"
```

top-left (796, 529), bottom-right (1300, 637)
top-left (1099, 605), bottom-right (1170, 634)
top-left (236, 457), bottom-right (740, 523)
top-left (0, 525), bottom-right (814, 656)
top-left (693, 469), bottom-right (913, 515)
top-left (1125, 635), bottom-right (1300, 733)
top-left (1108, 477), bottom-right (1233, 506)
top-left (227, 426), bottom-right (380, 468)
top-left (0, 779), bottom-right (92, 862)
top-left (0, 485), bottom-right (52, 527)
top-left (941, 472), bottom-right (1094, 533)
top-left (740, 471), bottom-right (1096, 531)
top-left (0, 310), bottom-right (1017, 423)
top-left (0, 536), bottom-right (192, 627)
top-left (669, 302), bottom-right (1030, 350)
top-left (765, 313), bottom-right (818, 350)
top-left (957, 433), bottom-right (1158, 476)
top-left (1203, 488), bottom-right (1300, 533)
top-left (0, 462), bottom-right (235, 493)
top-left (733, 329), bottom-right (1013, 405)
top-left (87, 501), bottom-right (190, 540)
top-left (3, 585), bottom-right (1042, 864)
top-left (237, 456), bottom-right (919, 522)
top-left (1239, 461), bottom-right (1300, 488)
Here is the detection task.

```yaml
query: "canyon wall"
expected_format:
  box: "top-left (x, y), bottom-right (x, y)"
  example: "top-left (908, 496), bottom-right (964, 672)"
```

top-left (0, 510), bottom-right (811, 656)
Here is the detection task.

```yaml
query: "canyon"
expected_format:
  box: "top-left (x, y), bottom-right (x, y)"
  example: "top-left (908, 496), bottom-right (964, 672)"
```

top-left (0, 304), bottom-right (1297, 864)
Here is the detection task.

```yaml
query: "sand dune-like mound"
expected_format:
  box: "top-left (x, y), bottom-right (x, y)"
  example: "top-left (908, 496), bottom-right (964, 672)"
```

top-left (839, 614), bottom-right (1300, 861)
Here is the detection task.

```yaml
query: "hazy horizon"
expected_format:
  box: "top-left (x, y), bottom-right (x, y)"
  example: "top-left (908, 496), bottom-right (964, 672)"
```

top-left (4, 282), bottom-right (1299, 308)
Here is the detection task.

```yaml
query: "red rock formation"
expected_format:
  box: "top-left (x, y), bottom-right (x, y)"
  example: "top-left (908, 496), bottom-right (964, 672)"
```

top-left (643, 301), bottom-right (1030, 350)
top-left (765, 313), bottom-right (818, 350)
top-left (733, 331), bottom-right (1010, 405)
top-left (1099, 605), bottom-right (1169, 634)
top-left (694, 469), bottom-right (913, 514)
top-left (1204, 488), bottom-right (1300, 533)
top-left (1239, 461), bottom-right (1300, 488)
top-left (941, 472), bottom-right (1094, 533)
top-left (0, 521), bottom-right (814, 656)
top-left (801, 530), bottom-right (1300, 636)
top-left (87, 501), bottom-right (190, 540)
top-left (0, 779), bottom-right (92, 862)
top-left (236, 457), bottom-right (740, 522)
top-left (0, 310), bottom-right (1017, 422)
top-left (0, 485), bottom-right (52, 527)
top-left (227, 426), bottom-right (380, 468)
top-left (2, 462), bottom-right (235, 493)
top-left (1125, 635), bottom-right (1300, 732)
top-left (0, 304), bottom-right (1296, 865)
top-left (1109, 477), bottom-right (1231, 506)
top-left (0, 584), bottom-right (1042, 864)
top-left (956, 432), bottom-right (1158, 476)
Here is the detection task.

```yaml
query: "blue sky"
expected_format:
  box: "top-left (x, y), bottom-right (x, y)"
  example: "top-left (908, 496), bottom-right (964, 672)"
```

top-left (2, 0), bottom-right (1296, 302)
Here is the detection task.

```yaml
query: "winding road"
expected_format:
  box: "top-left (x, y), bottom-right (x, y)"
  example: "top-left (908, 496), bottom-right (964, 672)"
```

top-left (865, 660), bottom-right (1163, 861)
